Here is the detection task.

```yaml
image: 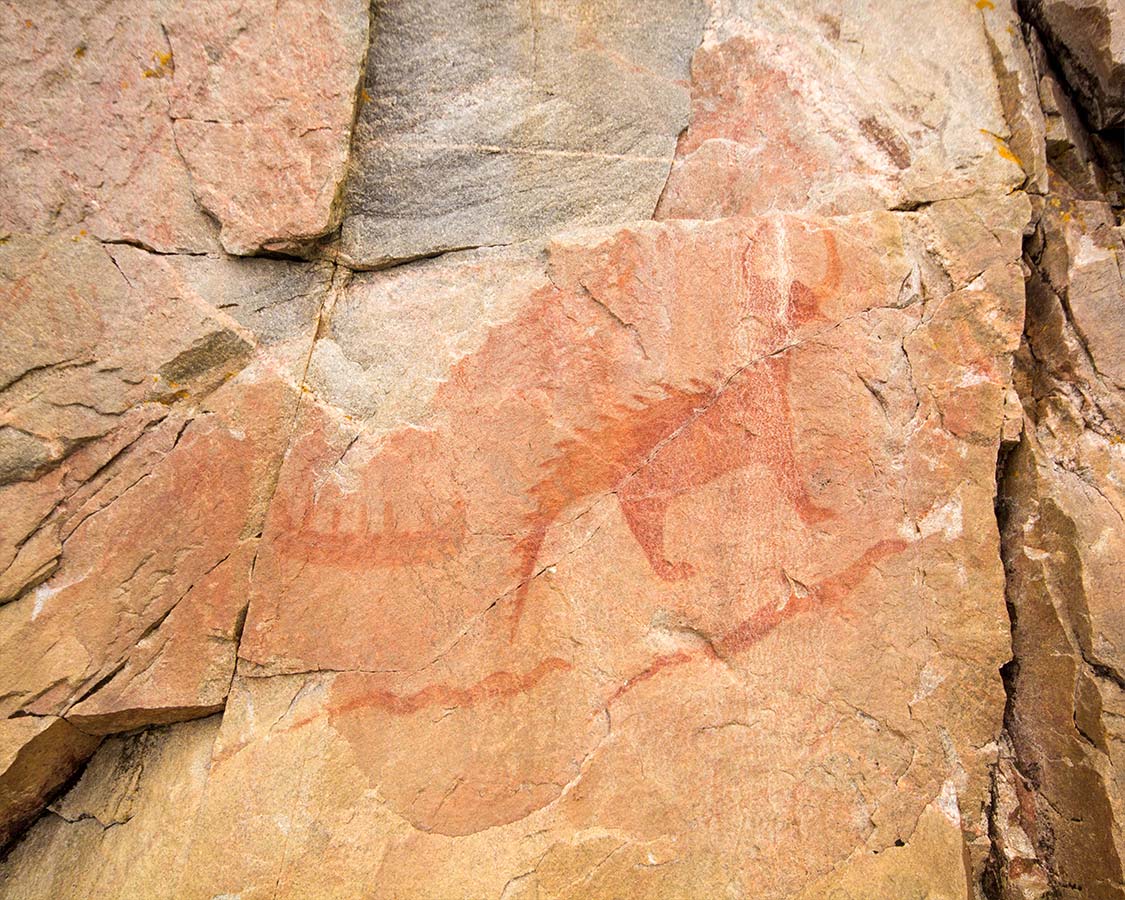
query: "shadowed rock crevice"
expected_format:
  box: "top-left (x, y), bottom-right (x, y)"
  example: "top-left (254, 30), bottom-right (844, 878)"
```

top-left (1018, 0), bottom-right (1125, 132)
top-left (985, 9), bottom-right (1125, 893)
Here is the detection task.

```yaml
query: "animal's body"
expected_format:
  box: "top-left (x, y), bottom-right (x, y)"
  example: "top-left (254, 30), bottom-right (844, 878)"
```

top-left (508, 259), bottom-right (839, 634)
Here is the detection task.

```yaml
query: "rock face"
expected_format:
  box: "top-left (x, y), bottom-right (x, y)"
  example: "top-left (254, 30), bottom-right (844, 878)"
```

top-left (0, 3), bottom-right (216, 253)
top-left (1020, 0), bottom-right (1125, 129)
top-left (989, 27), bottom-right (1125, 898)
top-left (340, 0), bottom-right (707, 267)
top-left (0, 1), bottom-right (368, 256)
top-left (167, 0), bottom-right (370, 254)
top-left (0, 1), bottom-right (1122, 899)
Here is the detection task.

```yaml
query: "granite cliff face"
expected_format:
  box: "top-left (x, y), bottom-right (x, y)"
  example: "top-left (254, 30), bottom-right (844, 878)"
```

top-left (0, 1), bottom-right (1122, 898)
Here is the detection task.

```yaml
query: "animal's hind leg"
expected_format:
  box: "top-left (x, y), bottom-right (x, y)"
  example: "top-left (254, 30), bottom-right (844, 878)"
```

top-left (618, 491), bottom-right (696, 581)
top-left (508, 525), bottom-right (547, 639)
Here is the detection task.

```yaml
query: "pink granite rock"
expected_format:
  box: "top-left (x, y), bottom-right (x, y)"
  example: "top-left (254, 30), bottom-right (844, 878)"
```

top-left (0, 3), bottom-right (216, 252)
top-left (166, 0), bottom-right (370, 255)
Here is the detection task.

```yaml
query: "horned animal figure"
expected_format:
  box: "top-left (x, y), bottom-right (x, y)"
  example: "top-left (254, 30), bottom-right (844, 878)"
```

top-left (507, 224), bottom-right (840, 635)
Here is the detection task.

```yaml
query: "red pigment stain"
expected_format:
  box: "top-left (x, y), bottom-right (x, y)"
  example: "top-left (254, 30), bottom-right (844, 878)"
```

top-left (237, 657), bottom-right (575, 758)
top-left (273, 425), bottom-right (470, 569)
top-left (609, 651), bottom-right (696, 704)
top-left (507, 228), bottom-right (840, 636)
top-left (715, 538), bottom-right (907, 655)
top-left (336, 538), bottom-right (906, 718)
top-left (276, 657), bottom-right (571, 735)
top-left (271, 221), bottom-right (845, 641)
top-left (327, 656), bottom-right (572, 720)
top-left (657, 37), bottom-right (834, 220)
top-left (610, 538), bottom-right (909, 703)
top-left (208, 537), bottom-right (908, 768)
top-left (276, 489), bottom-right (468, 568)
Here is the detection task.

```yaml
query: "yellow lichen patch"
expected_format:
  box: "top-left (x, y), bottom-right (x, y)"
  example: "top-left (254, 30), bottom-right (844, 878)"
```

top-left (359, 88), bottom-right (372, 105)
top-left (1052, 198), bottom-right (1088, 229)
top-left (155, 388), bottom-right (191, 406)
top-left (74, 44), bottom-right (86, 59)
top-left (980, 129), bottom-right (1023, 168)
top-left (975, 0), bottom-right (995, 8)
top-left (142, 49), bottom-right (174, 79)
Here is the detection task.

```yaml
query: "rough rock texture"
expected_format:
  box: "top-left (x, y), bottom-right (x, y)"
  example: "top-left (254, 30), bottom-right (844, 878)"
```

top-left (167, 0), bottom-right (370, 254)
top-left (988, 26), bottom-right (1125, 897)
top-left (340, 0), bottom-right (707, 266)
top-left (0, 3), bottom-right (216, 253)
top-left (0, 717), bottom-right (222, 900)
top-left (1020, 0), bottom-right (1125, 129)
top-left (657, 0), bottom-right (1024, 219)
top-left (0, 1), bottom-right (1122, 898)
top-left (0, 1), bottom-right (368, 256)
top-left (226, 203), bottom-right (1018, 897)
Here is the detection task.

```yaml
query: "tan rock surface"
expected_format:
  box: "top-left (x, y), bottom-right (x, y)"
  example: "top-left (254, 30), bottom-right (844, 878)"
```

top-left (793, 800), bottom-right (977, 900)
top-left (0, 235), bottom-right (254, 605)
top-left (0, 717), bottom-right (221, 900)
top-left (0, 718), bottom-right (99, 851)
top-left (0, 0), bottom-right (1123, 898)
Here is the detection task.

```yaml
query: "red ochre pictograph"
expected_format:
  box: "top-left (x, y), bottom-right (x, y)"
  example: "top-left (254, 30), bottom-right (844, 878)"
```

top-left (255, 536), bottom-right (906, 752)
top-left (251, 218), bottom-right (909, 739)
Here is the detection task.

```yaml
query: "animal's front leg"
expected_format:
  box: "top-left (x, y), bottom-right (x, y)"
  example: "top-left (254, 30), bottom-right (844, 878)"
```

top-left (617, 490), bottom-right (696, 581)
top-left (755, 357), bottom-right (835, 526)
